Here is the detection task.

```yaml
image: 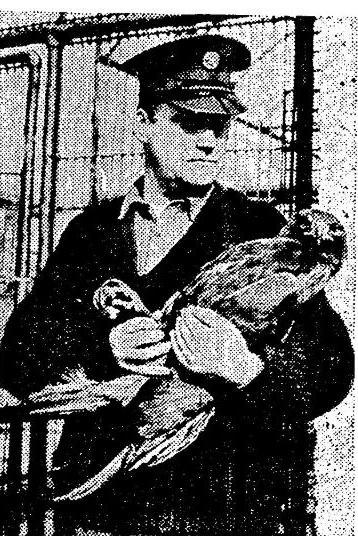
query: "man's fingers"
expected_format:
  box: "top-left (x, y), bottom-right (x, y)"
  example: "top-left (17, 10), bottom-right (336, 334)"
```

top-left (184, 305), bottom-right (220, 328)
top-left (121, 341), bottom-right (172, 361)
top-left (128, 329), bottom-right (166, 347)
top-left (123, 316), bottom-right (161, 332)
top-left (111, 316), bottom-right (160, 333)
top-left (177, 315), bottom-right (212, 358)
top-left (184, 306), bottom-right (235, 336)
top-left (118, 360), bottom-right (172, 377)
top-left (171, 325), bottom-right (200, 372)
top-left (170, 329), bottom-right (189, 366)
top-left (110, 323), bottom-right (166, 348)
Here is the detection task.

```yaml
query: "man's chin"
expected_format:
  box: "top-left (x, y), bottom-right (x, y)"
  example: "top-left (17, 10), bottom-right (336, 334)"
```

top-left (179, 175), bottom-right (215, 194)
top-left (186, 176), bottom-right (215, 186)
top-left (182, 170), bottom-right (217, 186)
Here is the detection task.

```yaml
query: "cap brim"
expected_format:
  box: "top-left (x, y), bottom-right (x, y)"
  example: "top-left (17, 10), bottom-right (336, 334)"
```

top-left (100, 35), bottom-right (251, 75)
top-left (170, 94), bottom-right (245, 117)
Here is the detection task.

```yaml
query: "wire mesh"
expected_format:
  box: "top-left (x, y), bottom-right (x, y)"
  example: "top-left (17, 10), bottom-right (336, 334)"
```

top-left (53, 16), bottom-right (297, 244)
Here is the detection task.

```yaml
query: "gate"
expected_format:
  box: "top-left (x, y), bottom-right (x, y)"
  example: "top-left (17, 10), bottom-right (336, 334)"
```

top-left (0, 52), bottom-right (42, 337)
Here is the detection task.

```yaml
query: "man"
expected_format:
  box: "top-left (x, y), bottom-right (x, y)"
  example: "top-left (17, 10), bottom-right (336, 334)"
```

top-left (0, 34), bottom-right (353, 535)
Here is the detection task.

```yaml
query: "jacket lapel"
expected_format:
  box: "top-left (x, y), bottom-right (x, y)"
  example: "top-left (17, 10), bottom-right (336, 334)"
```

top-left (137, 184), bottom-right (245, 310)
top-left (85, 198), bottom-right (137, 284)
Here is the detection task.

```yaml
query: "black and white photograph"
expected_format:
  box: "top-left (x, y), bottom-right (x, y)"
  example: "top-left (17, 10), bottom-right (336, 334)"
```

top-left (0, 10), bottom-right (355, 536)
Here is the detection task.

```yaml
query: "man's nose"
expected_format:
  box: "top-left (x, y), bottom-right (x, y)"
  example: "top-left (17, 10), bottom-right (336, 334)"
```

top-left (196, 129), bottom-right (216, 156)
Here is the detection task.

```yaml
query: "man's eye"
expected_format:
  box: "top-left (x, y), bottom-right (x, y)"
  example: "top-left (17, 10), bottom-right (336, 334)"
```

top-left (182, 123), bottom-right (201, 134)
top-left (182, 121), bottom-right (229, 137)
top-left (172, 112), bottom-right (229, 136)
top-left (213, 122), bottom-right (229, 137)
top-left (174, 117), bottom-right (201, 133)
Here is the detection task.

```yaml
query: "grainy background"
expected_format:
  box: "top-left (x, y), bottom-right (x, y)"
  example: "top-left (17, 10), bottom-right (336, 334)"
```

top-left (0, 13), bottom-right (355, 535)
top-left (311, 17), bottom-right (355, 536)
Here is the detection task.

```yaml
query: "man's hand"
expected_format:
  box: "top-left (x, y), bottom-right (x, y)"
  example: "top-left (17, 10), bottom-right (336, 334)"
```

top-left (171, 305), bottom-right (264, 387)
top-left (110, 316), bottom-right (171, 376)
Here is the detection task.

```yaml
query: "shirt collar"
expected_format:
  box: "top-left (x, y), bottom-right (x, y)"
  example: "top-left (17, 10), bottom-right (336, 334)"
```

top-left (119, 178), bottom-right (214, 222)
top-left (119, 185), bottom-right (145, 220)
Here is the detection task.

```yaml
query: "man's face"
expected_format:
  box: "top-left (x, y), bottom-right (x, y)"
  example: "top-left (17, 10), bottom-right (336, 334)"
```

top-left (141, 103), bottom-right (230, 190)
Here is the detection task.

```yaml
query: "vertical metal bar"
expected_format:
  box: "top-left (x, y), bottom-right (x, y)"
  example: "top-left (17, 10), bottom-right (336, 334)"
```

top-left (288, 106), bottom-right (297, 219)
top-left (281, 89), bottom-right (288, 192)
top-left (38, 34), bottom-right (63, 269)
top-left (90, 40), bottom-right (101, 206)
top-left (25, 418), bottom-right (54, 536)
top-left (15, 54), bottom-right (42, 303)
top-left (27, 417), bottom-right (49, 500)
top-left (5, 414), bottom-right (23, 498)
top-left (292, 16), bottom-right (315, 212)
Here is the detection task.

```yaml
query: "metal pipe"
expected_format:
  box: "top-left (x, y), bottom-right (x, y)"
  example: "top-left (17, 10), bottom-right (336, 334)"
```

top-left (292, 16), bottom-right (315, 212)
top-left (0, 14), bottom-right (233, 49)
top-left (16, 53), bottom-right (42, 302)
top-left (38, 34), bottom-right (63, 268)
top-left (0, 52), bottom-right (42, 302)
top-left (90, 41), bottom-right (101, 206)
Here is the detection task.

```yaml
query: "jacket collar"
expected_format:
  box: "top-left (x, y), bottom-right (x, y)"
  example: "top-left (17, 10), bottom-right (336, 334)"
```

top-left (118, 176), bottom-right (214, 222)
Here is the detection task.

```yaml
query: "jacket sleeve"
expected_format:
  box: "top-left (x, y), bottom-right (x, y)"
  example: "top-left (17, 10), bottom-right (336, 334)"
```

top-left (214, 199), bottom-right (354, 421)
top-left (213, 290), bottom-right (354, 422)
top-left (0, 214), bottom-right (118, 399)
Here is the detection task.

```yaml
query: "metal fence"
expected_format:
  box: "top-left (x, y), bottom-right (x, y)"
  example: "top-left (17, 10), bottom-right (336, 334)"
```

top-left (0, 13), bottom-right (317, 518)
top-left (53, 15), bottom-right (298, 246)
top-left (0, 14), bottom-right (317, 303)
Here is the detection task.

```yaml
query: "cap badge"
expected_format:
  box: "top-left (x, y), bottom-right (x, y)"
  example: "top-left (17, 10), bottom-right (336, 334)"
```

top-left (202, 51), bottom-right (220, 70)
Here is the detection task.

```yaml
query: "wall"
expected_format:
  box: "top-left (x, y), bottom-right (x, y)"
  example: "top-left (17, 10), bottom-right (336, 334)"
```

top-left (312, 16), bottom-right (356, 536)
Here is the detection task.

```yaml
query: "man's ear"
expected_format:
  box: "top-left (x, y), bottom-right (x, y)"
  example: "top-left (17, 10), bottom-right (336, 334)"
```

top-left (134, 108), bottom-right (151, 143)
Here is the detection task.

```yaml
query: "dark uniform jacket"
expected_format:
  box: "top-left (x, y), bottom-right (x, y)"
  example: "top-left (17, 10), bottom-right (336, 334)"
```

top-left (0, 184), bottom-right (353, 535)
